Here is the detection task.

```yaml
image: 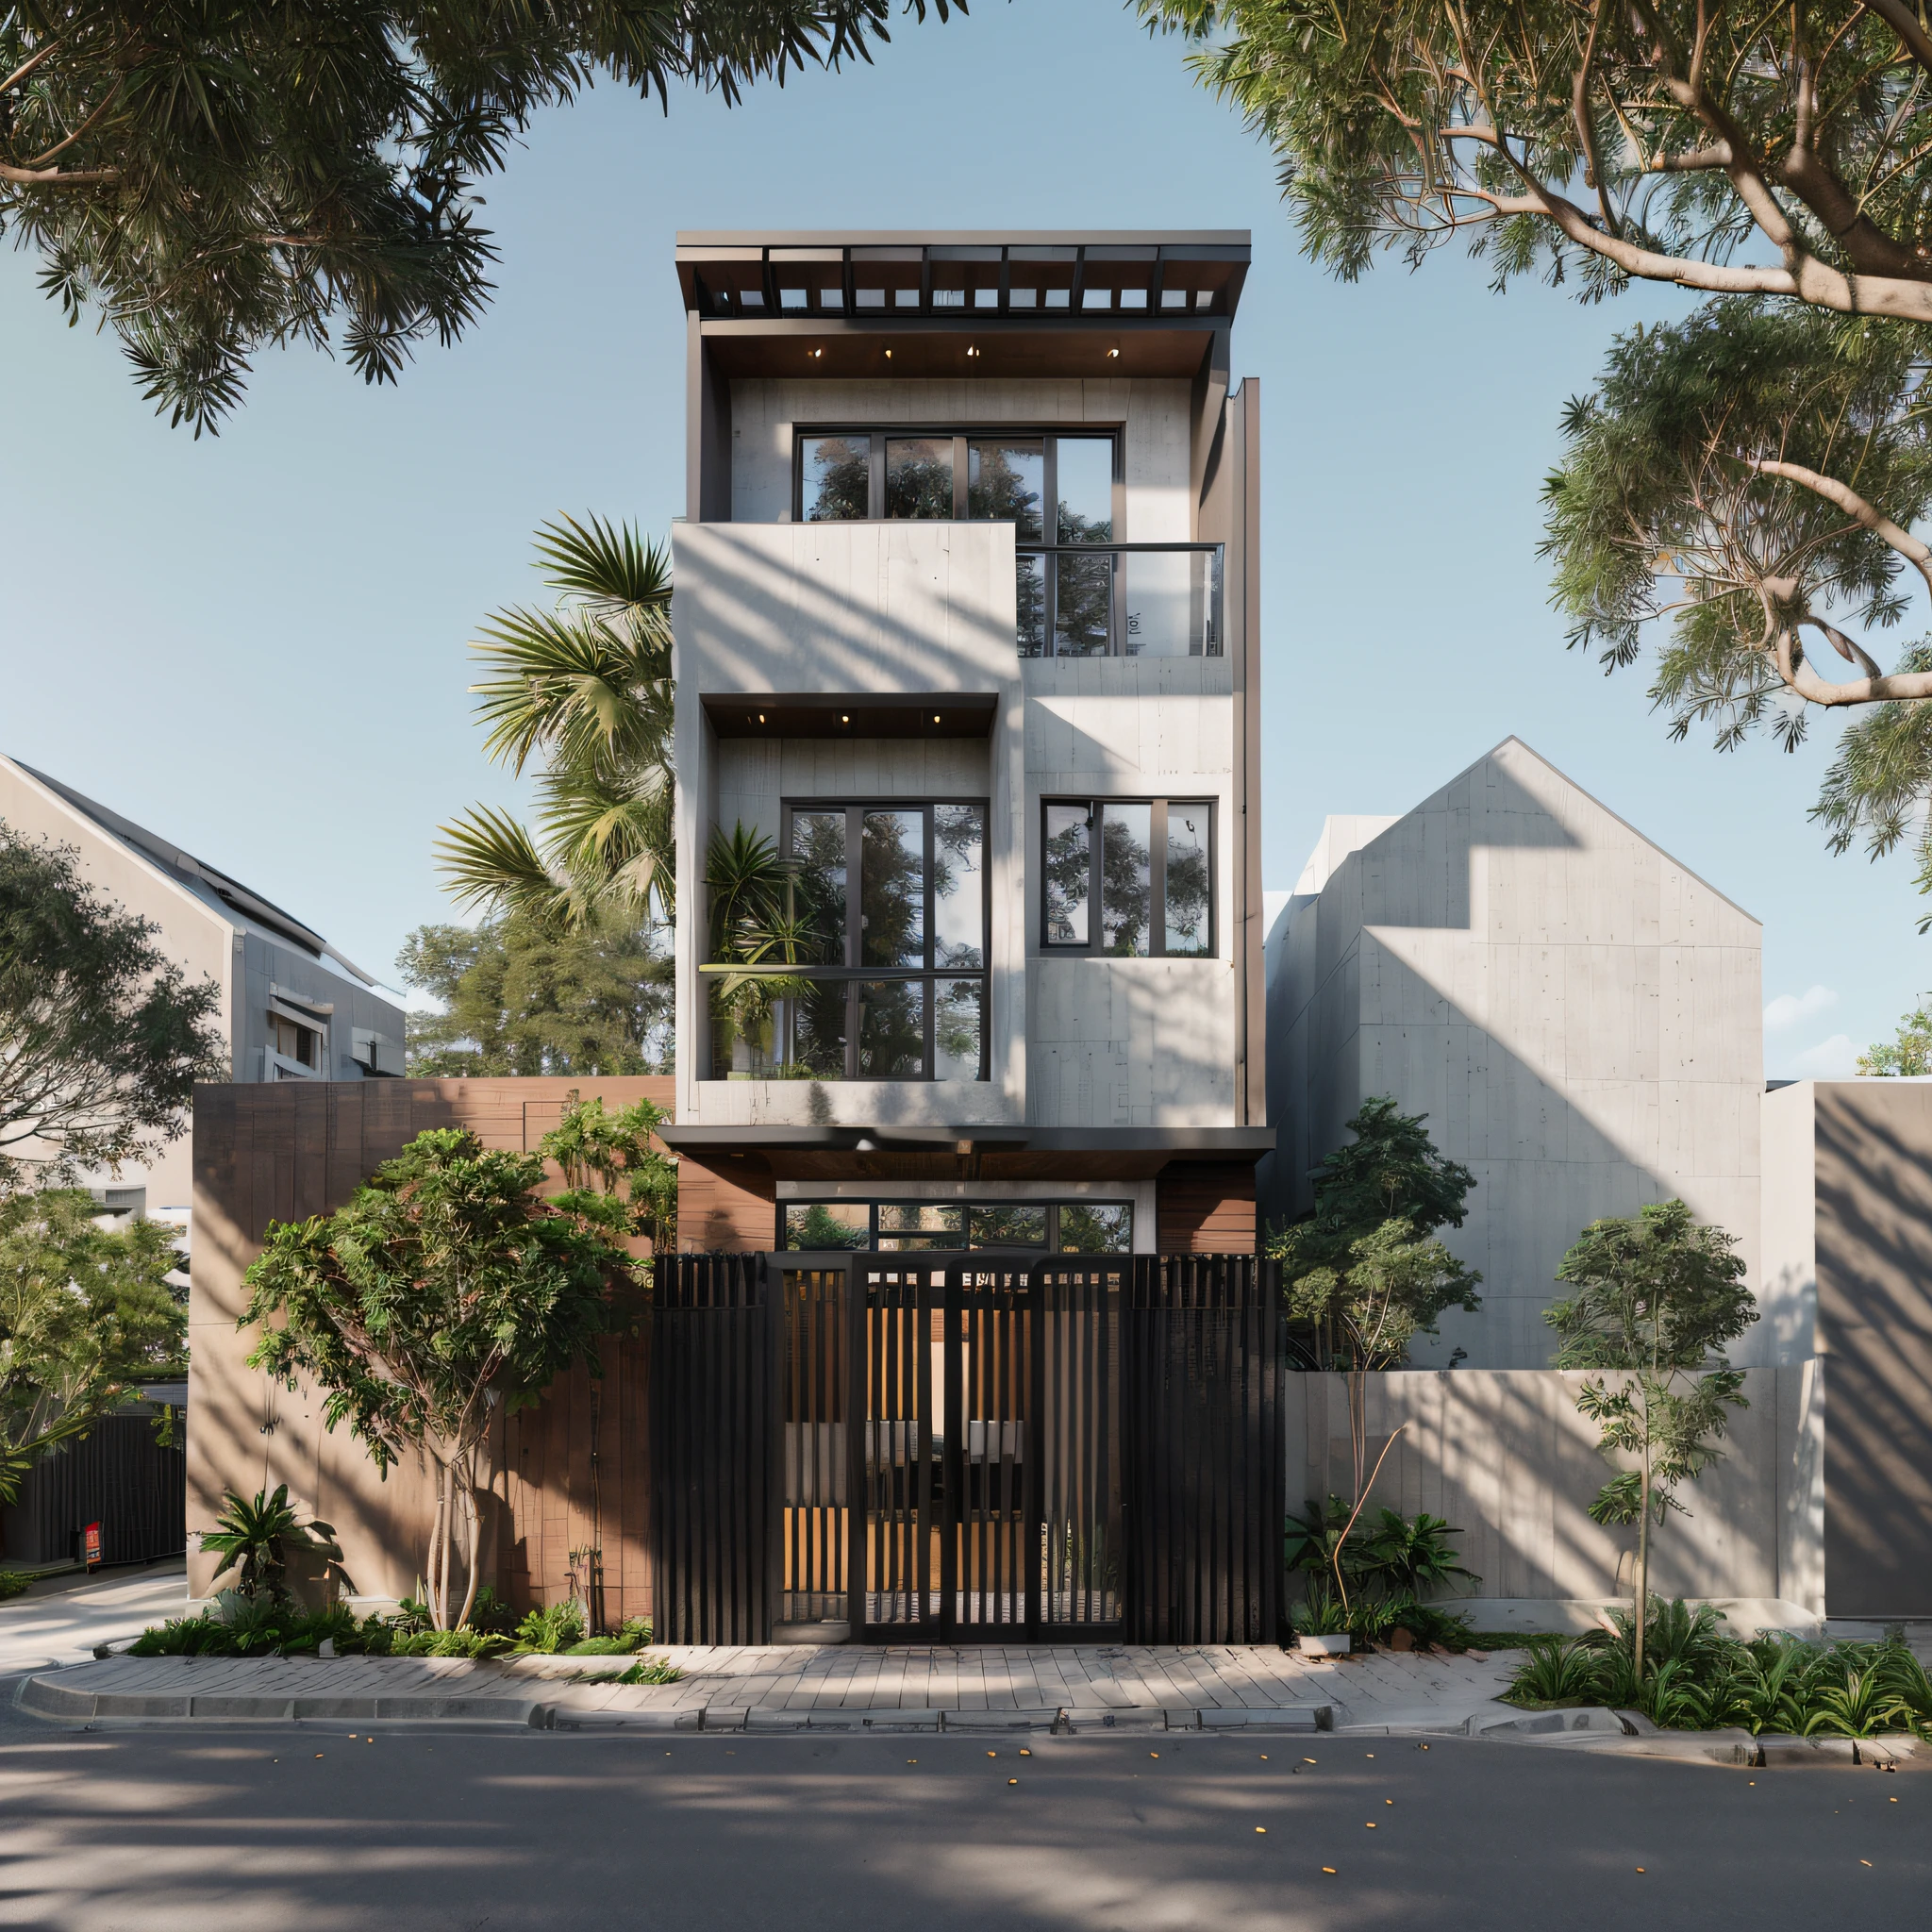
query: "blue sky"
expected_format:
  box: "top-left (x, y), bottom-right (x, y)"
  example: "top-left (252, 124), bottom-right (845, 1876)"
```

top-left (3, 0), bottom-right (1924, 1076)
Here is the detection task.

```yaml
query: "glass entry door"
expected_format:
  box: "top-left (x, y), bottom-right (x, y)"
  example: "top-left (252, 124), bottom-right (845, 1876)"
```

top-left (848, 1254), bottom-right (1121, 1642)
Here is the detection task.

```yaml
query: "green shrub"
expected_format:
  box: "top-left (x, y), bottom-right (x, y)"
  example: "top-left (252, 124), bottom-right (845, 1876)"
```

top-left (1504, 1597), bottom-right (1932, 1735)
top-left (515, 1600), bottom-right (587, 1654)
top-left (614, 1655), bottom-right (682, 1686)
top-left (0, 1570), bottom-right (33, 1603)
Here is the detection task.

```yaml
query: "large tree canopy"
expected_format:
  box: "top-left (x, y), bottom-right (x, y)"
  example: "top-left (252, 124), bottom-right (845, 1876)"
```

top-left (0, 823), bottom-right (225, 1186)
top-left (1148, 0), bottom-right (1932, 920)
top-left (1, 2), bottom-right (963, 434)
top-left (1141, 0), bottom-right (1932, 321)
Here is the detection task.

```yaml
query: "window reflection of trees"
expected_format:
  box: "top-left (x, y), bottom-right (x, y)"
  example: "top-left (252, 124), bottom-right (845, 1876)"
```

top-left (968, 441), bottom-right (1043, 539)
top-left (1164, 810), bottom-right (1211, 957)
top-left (860, 811), bottom-right (924, 968)
top-left (885, 440), bottom-right (954, 519)
top-left (1100, 808), bottom-right (1152, 957)
top-left (933, 804), bottom-right (984, 969)
top-left (803, 436), bottom-right (870, 522)
top-left (858, 979), bottom-right (924, 1077)
top-left (1043, 807), bottom-right (1091, 945)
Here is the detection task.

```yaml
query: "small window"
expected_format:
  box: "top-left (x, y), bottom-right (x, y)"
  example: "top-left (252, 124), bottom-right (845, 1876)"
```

top-left (1041, 801), bottom-right (1214, 958)
top-left (272, 1013), bottom-right (318, 1066)
top-left (783, 1203), bottom-right (872, 1251)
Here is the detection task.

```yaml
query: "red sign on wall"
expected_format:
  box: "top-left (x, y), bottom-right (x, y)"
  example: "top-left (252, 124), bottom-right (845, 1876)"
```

top-left (83, 1522), bottom-right (101, 1569)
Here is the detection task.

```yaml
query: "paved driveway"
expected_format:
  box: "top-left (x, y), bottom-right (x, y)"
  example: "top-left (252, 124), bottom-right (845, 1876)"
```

top-left (0, 1563), bottom-right (188, 1674)
top-left (0, 1720), bottom-right (1920, 1929)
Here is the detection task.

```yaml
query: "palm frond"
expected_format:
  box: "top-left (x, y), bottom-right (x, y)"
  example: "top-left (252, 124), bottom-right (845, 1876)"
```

top-left (436, 807), bottom-right (579, 924)
top-left (533, 513), bottom-right (674, 618)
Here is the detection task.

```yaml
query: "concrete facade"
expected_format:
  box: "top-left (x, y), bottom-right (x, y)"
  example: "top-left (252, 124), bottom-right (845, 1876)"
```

top-left (1761, 1080), bottom-right (1932, 1617)
top-left (0, 754), bottom-right (406, 1249)
top-left (1266, 738), bottom-right (1763, 1369)
top-left (663, 232), bottom-right (1272, 1251)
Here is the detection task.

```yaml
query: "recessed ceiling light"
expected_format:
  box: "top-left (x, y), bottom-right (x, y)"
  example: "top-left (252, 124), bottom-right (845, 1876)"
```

top-left (884, 348), bottom-right (892, 358)
top-left (966, 345), bottom-right (979, 358)
top-left (757, 713), bottom-right (766, 724)
top-left (933, 714), bottom-right (941, 724)
top-left (809, 346), bottom-right (823, 358)
top-left (841, 714), bottom-right (850, 724)
top-left (1107, 346), bottom-right (1121, 358)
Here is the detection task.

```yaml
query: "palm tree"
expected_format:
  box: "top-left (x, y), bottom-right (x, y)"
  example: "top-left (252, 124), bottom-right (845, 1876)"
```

top-left (438, 516), bottom-right (675, 927)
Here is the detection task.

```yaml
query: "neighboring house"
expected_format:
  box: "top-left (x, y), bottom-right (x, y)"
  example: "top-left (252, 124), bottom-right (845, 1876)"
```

top-left (0, 754), bottom-right (407, 1252)
top-left (662, 230), bottom-right (1273, 1254)
top-left (1265, 737), bottom-right (1764, 1369)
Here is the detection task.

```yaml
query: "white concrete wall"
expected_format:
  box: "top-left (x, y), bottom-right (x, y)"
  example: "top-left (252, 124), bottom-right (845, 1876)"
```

top-left (1274, 738), bottom-right (1764, 1368)
top-left (728, 377), bottom-right (1193, 539)
top-left (1024, 659), bottom-right (1239, 1128)
top-left (1758, 1083), bottom-right (1821, 1365)
top-left (1287, 1363), bottom-right (1824, 1612)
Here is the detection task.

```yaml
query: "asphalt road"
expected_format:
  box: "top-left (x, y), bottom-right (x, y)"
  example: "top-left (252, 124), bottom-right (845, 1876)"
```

top-left (0, 1693), bottom-right (1923, 1931)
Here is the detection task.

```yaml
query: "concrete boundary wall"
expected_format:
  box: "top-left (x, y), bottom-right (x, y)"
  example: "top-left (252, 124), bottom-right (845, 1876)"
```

top-left (1285, 1365), bottom-right (1824, 1614)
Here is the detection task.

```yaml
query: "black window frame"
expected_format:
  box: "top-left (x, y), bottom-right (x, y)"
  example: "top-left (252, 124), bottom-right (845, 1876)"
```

top-left (758, 796), bottom-right (992, 1082)
top-left (776, 1198), bottom-right (1137, 1254)
top-left (1039, 797), bottom-right (1217, 958)
top-left (794, 425), bottom-right (1123, 534)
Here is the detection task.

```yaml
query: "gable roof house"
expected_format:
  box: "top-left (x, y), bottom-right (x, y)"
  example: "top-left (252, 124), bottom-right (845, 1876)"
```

top-left (1265, 737), bottom-right (1764, 1369)
top-left (0, 753), bottom-right (407, 1246)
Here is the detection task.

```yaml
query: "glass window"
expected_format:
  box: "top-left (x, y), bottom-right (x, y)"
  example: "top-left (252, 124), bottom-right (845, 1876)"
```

top-left (967, 440), bottom-right (1044, 541)
top-left (877, 1203), bottom-right (963, 1251)
top-left (861, 810), bottom-right (924, 968)
top-left (1042, 804), bottom-right (1091, 945)
top-left (886, 438), bottom-right (954, 519)
top-left (1042, 800), bottom-right (1214, 958)
top-left (784, 1202), bottom-right (872, 1250)
top-left (1101, 804), bottom-right (1153, 958)
top-left (858, 979), bottom-right (925, 1077)
top-left (1056, 438), bottom-right (1113, 543)
top-left (1058, 1203), bottom-right (1133, 1254)
top-left (1054, 552), bottom-right (1113, 658)
top-left (933, 804), bottom-right (984, 969)
top-left (1165, 806), bottom-right (1212, 957)
top-left (791, 809), bottom-right (848, 964)
top-left (1015, 553), bottom-right (1047, 658)
top-left (934, 978), bottom-right (984, 1080)
top-left (970, 1204), bottom-right (1047, 1248)
top-left (787, 981), bottom-right (849, 1078)
top-left (803, 435), bottom-right (869, 522)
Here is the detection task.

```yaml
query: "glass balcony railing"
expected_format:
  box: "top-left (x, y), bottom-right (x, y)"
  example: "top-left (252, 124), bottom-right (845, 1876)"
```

top-left (1016, 543), bottom-right (1223, 658)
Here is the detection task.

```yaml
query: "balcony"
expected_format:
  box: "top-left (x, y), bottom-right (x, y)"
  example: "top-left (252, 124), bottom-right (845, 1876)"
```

top-left (1017, 543), bottom-right (1223, 659)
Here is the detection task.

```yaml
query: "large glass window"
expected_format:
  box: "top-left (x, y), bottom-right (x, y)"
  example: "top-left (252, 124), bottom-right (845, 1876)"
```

top-left (1040, 800), bottom-right (1215, 958)
top-left (781, 1199), bottom-right (1134, 1252)
top-left (712, 800), bottom-right (988, 1080)
top-left (885, 438), bottom-right (954, 519)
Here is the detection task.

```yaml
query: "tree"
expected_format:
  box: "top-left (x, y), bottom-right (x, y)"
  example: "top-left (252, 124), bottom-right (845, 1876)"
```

top-left (396, 912), bottom-right (672, 1075)
top-left (439, 515), bottom-right (675, 930)
top-left (0, 1187), bottom-right (187, 1501)
top-left (1142, 1), bottom-right (1932, 325)
top-left (2, 3), bottom-right (965, 435)
top-left (0, 824), bottom-right (225, 1187)
top-left (1858, 998), bottom-right (1932, 1074)
top-left (1268, 1097), bottom-right (1482, 1609)
top-left (1144, 1), bottom-right (1932, 918)
top-left (1547, 1198), bottom-right (1757, 1678)
top-left (242, 1126), bottom-right (631, 1630)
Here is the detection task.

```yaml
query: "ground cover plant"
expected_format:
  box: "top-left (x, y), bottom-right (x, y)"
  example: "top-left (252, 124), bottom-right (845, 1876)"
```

top-left (1287, 1500), bottom-right (1481, 1650)
top-left (1505, 1598), bottom-right (1932, 1737)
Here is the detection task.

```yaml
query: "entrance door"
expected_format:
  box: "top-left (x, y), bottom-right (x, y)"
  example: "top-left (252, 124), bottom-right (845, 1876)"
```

top-left (847, 1253), bottom-right (1122, 1643)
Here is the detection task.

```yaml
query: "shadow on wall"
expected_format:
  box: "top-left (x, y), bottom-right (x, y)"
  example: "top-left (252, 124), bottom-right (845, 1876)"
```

top-left (1812, 1089), bottom-right (1932, 1617)
top-left (1287, 1366), bottom-right (1818, 1607)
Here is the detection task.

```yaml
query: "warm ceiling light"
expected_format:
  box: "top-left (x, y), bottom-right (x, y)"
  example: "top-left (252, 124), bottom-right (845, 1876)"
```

top-left (757, 712), bottom-right (766, 724)
top-left (966, 345), bottom-right (979, 358)
top-left (933, 714), bottom-right (941, 724)
top-left (809, 346), bottom-right (824, 358)
top-left (1107, 346), bottom-right (1121, 358)
top-left (841, 713), bottom-right (850, 724)
top-left (884, 347), bottom-right (892, 358)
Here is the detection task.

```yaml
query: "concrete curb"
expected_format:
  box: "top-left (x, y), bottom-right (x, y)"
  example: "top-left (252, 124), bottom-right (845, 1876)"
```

top-left (18, 1669), bottom-right (1338, 1738)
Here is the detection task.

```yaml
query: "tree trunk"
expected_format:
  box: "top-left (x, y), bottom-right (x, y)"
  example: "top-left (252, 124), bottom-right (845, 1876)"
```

top-left (1635, 1381), bottom-right (1652, 1683)
top-left (426, 1461), bottom-right (450, 1632)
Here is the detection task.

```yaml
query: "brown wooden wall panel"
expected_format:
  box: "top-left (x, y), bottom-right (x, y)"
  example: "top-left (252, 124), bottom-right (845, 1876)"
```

top-left (676, 1155), bottom-right (777, 1252)
top-left (190, 1076), bottom-right (674, 1618)
top-left (1155, 1162), bottom-right (1257, 1255)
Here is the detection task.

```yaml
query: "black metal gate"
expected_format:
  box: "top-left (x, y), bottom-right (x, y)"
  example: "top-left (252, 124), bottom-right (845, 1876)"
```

top-left (653, 1252), bottom-right (1281, 1647)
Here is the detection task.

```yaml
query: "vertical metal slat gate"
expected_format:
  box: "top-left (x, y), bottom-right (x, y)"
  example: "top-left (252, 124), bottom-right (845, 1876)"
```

top-left (653, 1250), bottom-right (1282, 1647)
top-left (1121, 1255), bottom-right (1284, 1645)
top-left (649, 1255), bottom-right (778, 1645)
